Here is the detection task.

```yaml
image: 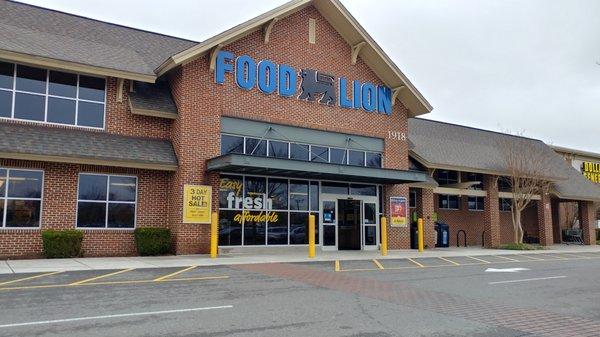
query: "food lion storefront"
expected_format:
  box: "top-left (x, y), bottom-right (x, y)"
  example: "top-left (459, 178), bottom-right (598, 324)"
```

top-left (209, 118), bottom-right (425, 251)
top-left (183, 13), bottom-right (432, 253)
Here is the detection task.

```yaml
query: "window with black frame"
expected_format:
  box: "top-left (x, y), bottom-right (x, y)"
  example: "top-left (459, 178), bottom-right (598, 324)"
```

top-left (77, 174), bottom-right (137, 228)
top-left (499, 198), bottom-right (512, 212)
top-left (467, 196), bottom-right (484, 211)
top-left (0, 169), bottom-right (43, 228)
top-left (0, 61), bottom-right (106, 128)
top-left (438, 194), bottom-right (459, 210)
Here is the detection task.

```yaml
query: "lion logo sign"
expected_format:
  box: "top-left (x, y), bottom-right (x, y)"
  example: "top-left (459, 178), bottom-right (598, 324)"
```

top-left (298, 69), bottom-right (337, 106)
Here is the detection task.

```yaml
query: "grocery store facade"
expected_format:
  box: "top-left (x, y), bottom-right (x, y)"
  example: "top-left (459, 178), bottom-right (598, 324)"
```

top-left (0, 0), bottom-right (598, 258)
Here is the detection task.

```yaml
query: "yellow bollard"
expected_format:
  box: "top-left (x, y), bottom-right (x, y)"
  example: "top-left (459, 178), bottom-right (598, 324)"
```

top-left (210, 212), bottom-right (218, 258)
top-left (380, 216), bottom-right (388, 256)
top-left (308, 214), bottom-right (316, 258)
top-left (417, 217), bottom-right (424, 252)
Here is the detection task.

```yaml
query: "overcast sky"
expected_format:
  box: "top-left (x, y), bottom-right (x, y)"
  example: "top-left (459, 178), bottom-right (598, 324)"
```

top-left (19, 0), bottom-right (600, 152)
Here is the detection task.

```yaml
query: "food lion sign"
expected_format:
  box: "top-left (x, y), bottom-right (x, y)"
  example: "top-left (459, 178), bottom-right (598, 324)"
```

top-left (214, 50), bottom-right (393, 115)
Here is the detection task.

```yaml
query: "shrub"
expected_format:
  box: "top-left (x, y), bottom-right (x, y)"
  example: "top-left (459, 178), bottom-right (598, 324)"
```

top-left (134, 228), bottom-right (171, 256)
top-left (41, 230), bottom-right (83, 258)
top-left (498, 243), bottom-right (543, 250)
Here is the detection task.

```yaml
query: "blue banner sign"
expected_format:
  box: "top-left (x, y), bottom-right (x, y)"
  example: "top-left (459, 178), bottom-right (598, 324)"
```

top-left (215, 50), bottom-right (392, 115)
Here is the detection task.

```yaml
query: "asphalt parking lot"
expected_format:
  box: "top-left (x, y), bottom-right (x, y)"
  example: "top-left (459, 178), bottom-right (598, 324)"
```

top-left (1, 251), bottom-right (600, 337)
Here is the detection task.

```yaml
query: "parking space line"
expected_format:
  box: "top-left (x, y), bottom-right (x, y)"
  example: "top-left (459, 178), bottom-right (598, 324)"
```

top-left (488, 275), bottom-right (566, 285)
top-left (334, 260), bottom-right (340, 272)
top-left (372, 259), bottom-right (384, 270)
top-left (0, 271), bottom-right (62, 287)
top-left (438, 257), bottom-right (460, 266)
top-left (0, 275), bottom-right (230, 292)
top-left (495, 255), bottom-right (520, 262)
top-left (517, 254), bottom-right (544, 261)
top-left (466, 256), bottom-right (490, 264)
top-left (537, 253), bottom-right (566, 260)
top-left (70, 268), bottom-right (134, 285)
top-left (154, 266), bottom-right (197, 281)
top-left (407, 258), bottom-right (424, 268)
top-left (0, 305), bottom-right (233, 328)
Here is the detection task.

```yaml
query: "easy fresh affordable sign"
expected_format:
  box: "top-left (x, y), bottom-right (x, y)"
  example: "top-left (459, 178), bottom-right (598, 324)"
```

top-left (214, 50), bottom-right (393, 115)
top-left (183, 185), bottom-right (212, 223)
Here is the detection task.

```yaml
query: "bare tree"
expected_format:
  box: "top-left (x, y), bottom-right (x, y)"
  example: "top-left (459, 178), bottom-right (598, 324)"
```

top-left (497, 134), bottom-right (555, 244)
top-left (563, 202), bottom-right (579, 229)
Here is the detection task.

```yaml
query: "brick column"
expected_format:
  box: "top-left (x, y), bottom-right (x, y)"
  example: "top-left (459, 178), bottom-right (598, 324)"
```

top-left (416, 188), bottom-right (436, 248)
top-left (385, 184), bottom-right (410, 249)
top-left (537, 193), bottom-right (553, 246)
top-left (579, 201), bottom-right (597, 245)
top-left (483, 175), bottom-right (500, 248)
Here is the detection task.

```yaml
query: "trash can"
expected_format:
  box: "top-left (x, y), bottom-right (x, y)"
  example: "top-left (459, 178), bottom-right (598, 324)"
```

top-left (410, 221), bottom-right (418, 249)
top-left (435, 222), bottom-right (449, 248)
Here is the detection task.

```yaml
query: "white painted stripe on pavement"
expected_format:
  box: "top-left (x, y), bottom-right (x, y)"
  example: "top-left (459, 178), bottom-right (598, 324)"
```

top-left (0, 305), bottom-right (233, 328)
top-left (488, 276), bottom-right (567, 285)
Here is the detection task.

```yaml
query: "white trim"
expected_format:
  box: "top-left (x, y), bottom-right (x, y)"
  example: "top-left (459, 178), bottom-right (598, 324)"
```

top-left (0, 167), bottom-right (44, 229)
top-left (75, 173), bottom-right (137, 230)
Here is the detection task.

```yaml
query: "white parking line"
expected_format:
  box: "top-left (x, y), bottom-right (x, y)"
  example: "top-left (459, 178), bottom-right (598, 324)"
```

top-left (0, 305), bottom-right (233, 328)
top-left (488, 276), bottom-right (567, 285)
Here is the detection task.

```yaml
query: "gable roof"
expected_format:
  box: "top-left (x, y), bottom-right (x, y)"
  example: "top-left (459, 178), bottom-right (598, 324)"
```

top-left (155, 0), bottom-right (432, 117)
top-left (0, 0), bottom-right (196, 81)
top-left (408, 118), bottom-right (600, 201)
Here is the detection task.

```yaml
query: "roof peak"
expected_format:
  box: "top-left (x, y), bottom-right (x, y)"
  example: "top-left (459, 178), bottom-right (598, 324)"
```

top-left (8, 0), bottom-right (198, 44)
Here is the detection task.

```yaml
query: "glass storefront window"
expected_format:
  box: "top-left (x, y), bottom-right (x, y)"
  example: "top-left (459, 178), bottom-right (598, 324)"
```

top-left (330, 148), bottom-right (346, 164)
top-left (217, 174), bottom-right (377, 247)
top-left (267, 211), bottom-right (288, 245)
top-left (268, 178), bottom-right (288, 210)
top-left (311, 146), bottom-right (329, 163)
top-left (221, 135), bottom-right (244, 155)
top-left (350, 184), bottom-right (377, 196)
top-left (219, 175), bottom-right (243, 208)
top-left (268, 140), bottom-right (288, 158)
top-left (290, 143), bottom-right (309, 160)
top-left (245, 138), bottom-right (267, 157)
top-left (348, 150), bottom-right (365, 166)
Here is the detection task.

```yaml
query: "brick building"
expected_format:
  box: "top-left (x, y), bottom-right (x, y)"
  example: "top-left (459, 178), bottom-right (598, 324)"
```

top-left (0, 0), bottom-right (598, 258)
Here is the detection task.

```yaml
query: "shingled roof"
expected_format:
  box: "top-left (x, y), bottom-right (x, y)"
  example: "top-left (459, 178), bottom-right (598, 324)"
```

top-left (0, 0), bottom-right (196, 81)
top-left (129, 82), bottom-right (178, 119)
top-left (408, 118), bottom-right (600, 201)
top-left (0, 123), bottom-right (178, 171)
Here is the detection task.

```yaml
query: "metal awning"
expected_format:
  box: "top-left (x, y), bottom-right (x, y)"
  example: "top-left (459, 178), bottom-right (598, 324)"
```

top-left (207, 154), bottom-right (427, 184)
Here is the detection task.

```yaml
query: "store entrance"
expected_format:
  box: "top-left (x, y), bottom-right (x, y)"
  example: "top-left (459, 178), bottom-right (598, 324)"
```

top-left (338, 199), bottom-right (361, 250)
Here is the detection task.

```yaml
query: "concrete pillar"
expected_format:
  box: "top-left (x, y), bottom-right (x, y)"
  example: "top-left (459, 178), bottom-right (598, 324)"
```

top-left (416, 188), bottom-right (436, 248)
top-left (537, 193), bottom-right (553, 246)
top-left (579, 201), bottom-right (597, 245)
top-left (483, 175), bottom-right (500, 248)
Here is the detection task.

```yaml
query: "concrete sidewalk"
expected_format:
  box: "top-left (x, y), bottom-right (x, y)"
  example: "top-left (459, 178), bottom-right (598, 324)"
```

top-left (2, 244), bottom-right (600, 274)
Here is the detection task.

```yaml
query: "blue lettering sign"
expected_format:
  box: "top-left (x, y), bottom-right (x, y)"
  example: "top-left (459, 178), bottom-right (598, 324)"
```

top-left (377, 86), bottom-right (392, 115)
top-left (352, 80), bottom-right (361, 109)
top-left (214, 50), bottom-right (393, 115)
top-left (338, 77), bottom-right (352, 109)
top-left (215, 50), bottom-right (234, 84)
top-left (235, 55), bottom-right (256, 90)
top-left (257, 60), bottom-right (277, 94)
top-left (278, 64), bottom-right (296, 97)
top-left (361, 83), bottom-right (376, 112)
